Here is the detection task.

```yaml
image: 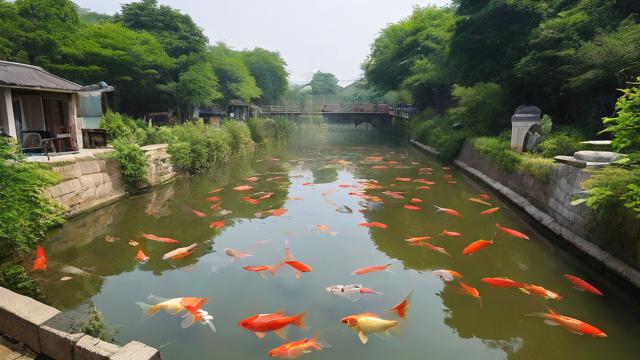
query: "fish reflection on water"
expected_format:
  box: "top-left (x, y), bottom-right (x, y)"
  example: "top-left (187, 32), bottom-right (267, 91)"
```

top-left (35, 124), bottom-right (640, 360)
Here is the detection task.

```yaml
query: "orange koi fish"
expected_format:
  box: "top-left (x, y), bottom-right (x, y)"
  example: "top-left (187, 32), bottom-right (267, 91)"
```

top-left (519, 283), bottom-right (562, 300)
top-left (434, 205), bottom-right (461, 217)
top-left (340, 312), bottom-right (398, 344)
top-left (244, 265), bottom-right (272, 278)
top-left (481, 277), bottom-right (523, 288)
top-left (209, 220), bottom-right (225, 230)
top-left (382, 191), bottom-right (404, 199)
top-left (268, 333), bottom-right (329, 358)
top-left (225, 247), bottom-right (253, 261)
top-left (351, 263), bottom-right (393, 276)
top-left (479, 193), bottom-right (490, 200)
top-left (258, 192), bottom-right (274, 200)
top-left (137, 296), bottom-right (207, 319)
top-left (358, 222), bottom-right (388, 229)
top-left (480, 207), bottom-right (500, 215)
top-left (243, 196), bottom-right (260, 205)
top-left (234, 185), bottom-right (253, 191)
top-left (564, 275), bottom-right (603, 296)
top-left (142, 234), bottom-right (179, 244)
top-left (206, 196), bottom-right (221, 202)
top-left (496, 224), bottom-right (530, 240)
top-left (209, 201), bottom-right (223, 210)
top-left (135, 249), bottom-right (149, 263)
top-left (469, 198), bottom-right (492, 206)
top-left (162, 243), bottom-right (197, 260)
top-left (404, 236), bottom-right (431, 243)
top-left (527, 308), bottom-right (607, 338)
top-left (238, 311), bottom-right (307, 339)
top-left (416, 186), bottom-right (431, 190)
top-left (440, 230), bottom-right (463, 237)
top-left (458, 281), bottom-right (482, 309)
top-left (191, 209), bottom-right (207, 218)
top-left (395, 177), bottom-right (411, 182)
top-left (404, 205), bottom-right (422, 210)
top-left (244, 176), bottom-right (259, 182)
top-left (389, 291), bottom-right (413, 318)
top-left (208, 188), bottom-right (222, 194)
top-left (270, 208), bottom-right (288, 216)
top-left (462, 240), bottom-right (493, 255)
top-left (432, 269), bottom-right (463, 282)
top-left (413, 179), bottom-right (435, 185)
top-left (409, 198), bottom-right (423, 203)
top-left (410, 242), bottom-right (450, 256)
top-left (284, 260), bottom-right (313, 278)
top-left (32, 245), bottom-right (47, 271)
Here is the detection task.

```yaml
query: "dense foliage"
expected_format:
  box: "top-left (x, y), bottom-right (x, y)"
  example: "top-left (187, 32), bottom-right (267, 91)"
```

top-left (0, 137), bottom-right (63, 256)
top-left (0, 0), bottom-right (288, 117)
top-left (111, 139), bottom-right (147, 192)
top-left (0, 264), bottom-right (44, 301)
top-left (309, 71), bottom-right (339, 95)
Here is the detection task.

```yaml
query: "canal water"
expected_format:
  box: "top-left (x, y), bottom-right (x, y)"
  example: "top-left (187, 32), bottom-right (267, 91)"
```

top-left (36, 122), bottom-right (640, 359)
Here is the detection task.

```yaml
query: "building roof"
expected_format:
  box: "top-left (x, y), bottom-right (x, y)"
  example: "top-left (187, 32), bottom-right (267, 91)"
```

top-left (0, 60), bottom-right (83, 92)
top-left (229, 99), bottom-right (248, 106)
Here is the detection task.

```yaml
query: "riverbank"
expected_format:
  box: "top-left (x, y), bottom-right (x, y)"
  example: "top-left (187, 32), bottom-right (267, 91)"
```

top-left (410, 138), bottom-right (640, 290)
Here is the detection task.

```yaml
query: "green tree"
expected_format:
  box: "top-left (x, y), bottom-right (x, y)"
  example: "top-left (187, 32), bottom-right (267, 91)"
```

top-left (172, 62), bottom-right (221, 119)
top-left (117, 0), bottom-right (207, 58)
top-left (449, 82), bottom-right (508, 134)
top-left (309, 71), bottom-right (339, 95)
top-left (242, 48), bottom-right (288, 104)
top-left (601, 77), bottom-right (640, 153)
top-left (207, 44), bottom-right (261, 104)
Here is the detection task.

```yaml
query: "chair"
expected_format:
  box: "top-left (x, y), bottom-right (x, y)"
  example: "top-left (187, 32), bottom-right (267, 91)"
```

top-left (21, 132), bottom-right (44, 153)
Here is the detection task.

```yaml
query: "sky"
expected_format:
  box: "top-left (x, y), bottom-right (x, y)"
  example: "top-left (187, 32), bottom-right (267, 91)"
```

top-left (73, 0), bottom-right (451, 86)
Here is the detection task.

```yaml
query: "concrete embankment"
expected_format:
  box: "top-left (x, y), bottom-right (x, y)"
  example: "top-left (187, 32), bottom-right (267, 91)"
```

top-left (411, 139), bottom-right (640, 289)
top-left (0, 286), bottom-right (160, 360)
top-left (42, 144), bottom-right (175, 218)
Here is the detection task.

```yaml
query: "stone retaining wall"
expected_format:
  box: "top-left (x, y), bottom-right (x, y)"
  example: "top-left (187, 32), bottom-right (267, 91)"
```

top-left (0, 286), bottom-right (160, 360)
top-left (44, 144), bottom-right (176, 218)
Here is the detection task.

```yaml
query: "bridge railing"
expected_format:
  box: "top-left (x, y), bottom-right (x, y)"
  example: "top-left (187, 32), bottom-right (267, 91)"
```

top-left (259, 103), bottom-right (417, 118)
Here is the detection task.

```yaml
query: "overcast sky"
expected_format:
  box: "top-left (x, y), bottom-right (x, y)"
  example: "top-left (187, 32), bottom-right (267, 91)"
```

top-left (73, 0), bottom-right (451, 86)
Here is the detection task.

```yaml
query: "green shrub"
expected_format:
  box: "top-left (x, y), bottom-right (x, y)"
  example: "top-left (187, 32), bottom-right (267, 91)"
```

top-left (167, 121), bottom-right (232, 174)
top-left (472, 137), bottom-right (522, 173)
top-left (100, 111), bottom-right (148, 144)
top-left (449, 82), bottom-right (508, 135)
top-left (537, 132), bottom-right (585, 157)
top-left (541, 114), bottom-right (553, 135)
top-left (223, 120), bottom-right (255, 155)
top-left (273, 117), bottom-right (296, 140)
top-left (601, 77), bottom-right (640, 153)
top-left (521, 155), bottom-right (555, 183)
top-left (246, 117), bottom-right (265, 143)
top-left (0, 137), bottom-right (63, 255)
top-left (111, 139), bottom-right (147, 191)
top-left (0, 264), bottom-right (44, 301)
top-left (75, 305), bottom-right (117, 342)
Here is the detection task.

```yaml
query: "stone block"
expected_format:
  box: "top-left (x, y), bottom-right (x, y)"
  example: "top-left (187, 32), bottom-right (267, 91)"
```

top-left (554, 156), bottom-right (586, 168)
top-left (75, 335), bottom-right (120, 360)
top-left (49, 179), bottom-right (82, 199)
top-left (574, 150), bottom-right (623, 163)
top-left (39, 325), bottom-right (83, 360)
top-left (80, 173), bottom-right (102, 190)
top-left (110, 341), bottom-right (161, 360)
top-left (80, 160), bottom-right (102, 175)
top-left (54, 164), bottom-right (82, 181)
top-left (0, 286), bottom-right (60, 353)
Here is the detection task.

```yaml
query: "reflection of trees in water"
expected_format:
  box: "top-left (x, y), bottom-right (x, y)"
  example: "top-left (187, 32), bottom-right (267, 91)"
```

top-left (41, 154), bottom-right (291, 310)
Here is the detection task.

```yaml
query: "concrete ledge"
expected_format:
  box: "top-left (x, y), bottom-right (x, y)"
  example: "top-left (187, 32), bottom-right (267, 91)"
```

top-left (452, 158), bottom-right (640, 289)
top-left (0, 286), bottom-right (161, 360)
top-left (410, 139), bottom-right (439, 155)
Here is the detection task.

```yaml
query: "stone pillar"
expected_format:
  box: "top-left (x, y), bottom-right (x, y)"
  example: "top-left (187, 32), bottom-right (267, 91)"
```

top-left (70, 93), bottom-right (83, 150)
top-left (510, 104), bottom-right (542, 152)
top-left (0, 88), bottom-right (17, 138)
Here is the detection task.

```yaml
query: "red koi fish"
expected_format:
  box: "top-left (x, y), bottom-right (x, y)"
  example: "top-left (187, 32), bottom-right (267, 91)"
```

top-left (479, 193), bottom-right (490, 200)
top-left (463, 240), bottom-right (493, 255)
top-left (284, 260), bottom-right (313, 279)
top-left (527, 308), bottom-right (607, 338)
top-left (209, 201), bottom-right (223, 210)
top-left (519, 283), bottom-right (562, 300)
top-left (258, 192), bottom-right (274, 200)
top-left (404, 236), bottom-right (431, 243)
top-left (234, 185), bottom-right (253, 191)
top-left (142, 234), bottom-right (179, 244)
top-left (191, 209), bottom-right (207, 218)
top-left (209, 220), bottom-right (225, 230)
top-left (358, 222), bottom-right (388, 229)
top-left (404, 205), bottom-right (422, 210)
top-left (496, 224), bottom-right (530, 240)
top-left (238, 311), bottom-right (307, 339)
top-left (32, 245), bottom-right (47, 271)
top-left (243, 196), bottom-right (260, 205)
top-left (135, 249), bottom-right (149, 263)
top-left (395, 177), bottom-right (411, 182)
top-left (564, 275), bottom-right (603, 296)
top-left (351, 263), bottom-right (393, 276)
top-left (458, 281), bottom-right (482, 309)
top-left (270, 208), bottom-right (288, 216)
top-left (389, 291), bottom-right (413, 319)
top-left (440, 230), bottom-right (463, 237)
top-left (268, 333), bottom-right (329, 358)
top-left (480, 207), bottom-right (500, 215)
top-left (481, 277), bottom-right (524, 288)
top-left (409, 198), bottom-right (423, 203)
top-left (206, 196), bottom-right (221, 202)
top-left (434, 205), bottom-right (461, 217)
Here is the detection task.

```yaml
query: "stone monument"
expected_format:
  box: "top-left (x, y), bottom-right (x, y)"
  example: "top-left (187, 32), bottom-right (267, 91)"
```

top-left (511, 104), bottom-right (542, 152)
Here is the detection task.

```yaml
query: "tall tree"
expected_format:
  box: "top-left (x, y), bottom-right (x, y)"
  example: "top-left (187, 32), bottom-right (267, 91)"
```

top-left (207, 44), bottom-right (261, 104)
top-left (172, 62), bottom-right (221, 119)
top-left (309, 71), bottom-right (339, 95)
top-left (242, 48), bottom-right (288, 104)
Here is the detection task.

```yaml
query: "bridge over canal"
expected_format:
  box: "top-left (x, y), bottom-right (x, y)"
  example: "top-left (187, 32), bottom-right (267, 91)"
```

top-left (259, 103), bottom-right (416, 119)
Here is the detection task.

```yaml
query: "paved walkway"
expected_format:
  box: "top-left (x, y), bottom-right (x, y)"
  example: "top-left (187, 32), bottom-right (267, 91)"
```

top-left (0, 335), bottom-right (36, 360)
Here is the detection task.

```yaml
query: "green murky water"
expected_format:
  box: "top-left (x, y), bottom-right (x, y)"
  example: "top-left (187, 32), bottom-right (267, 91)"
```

top-left (35, 122), bottom-right (640, 359)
